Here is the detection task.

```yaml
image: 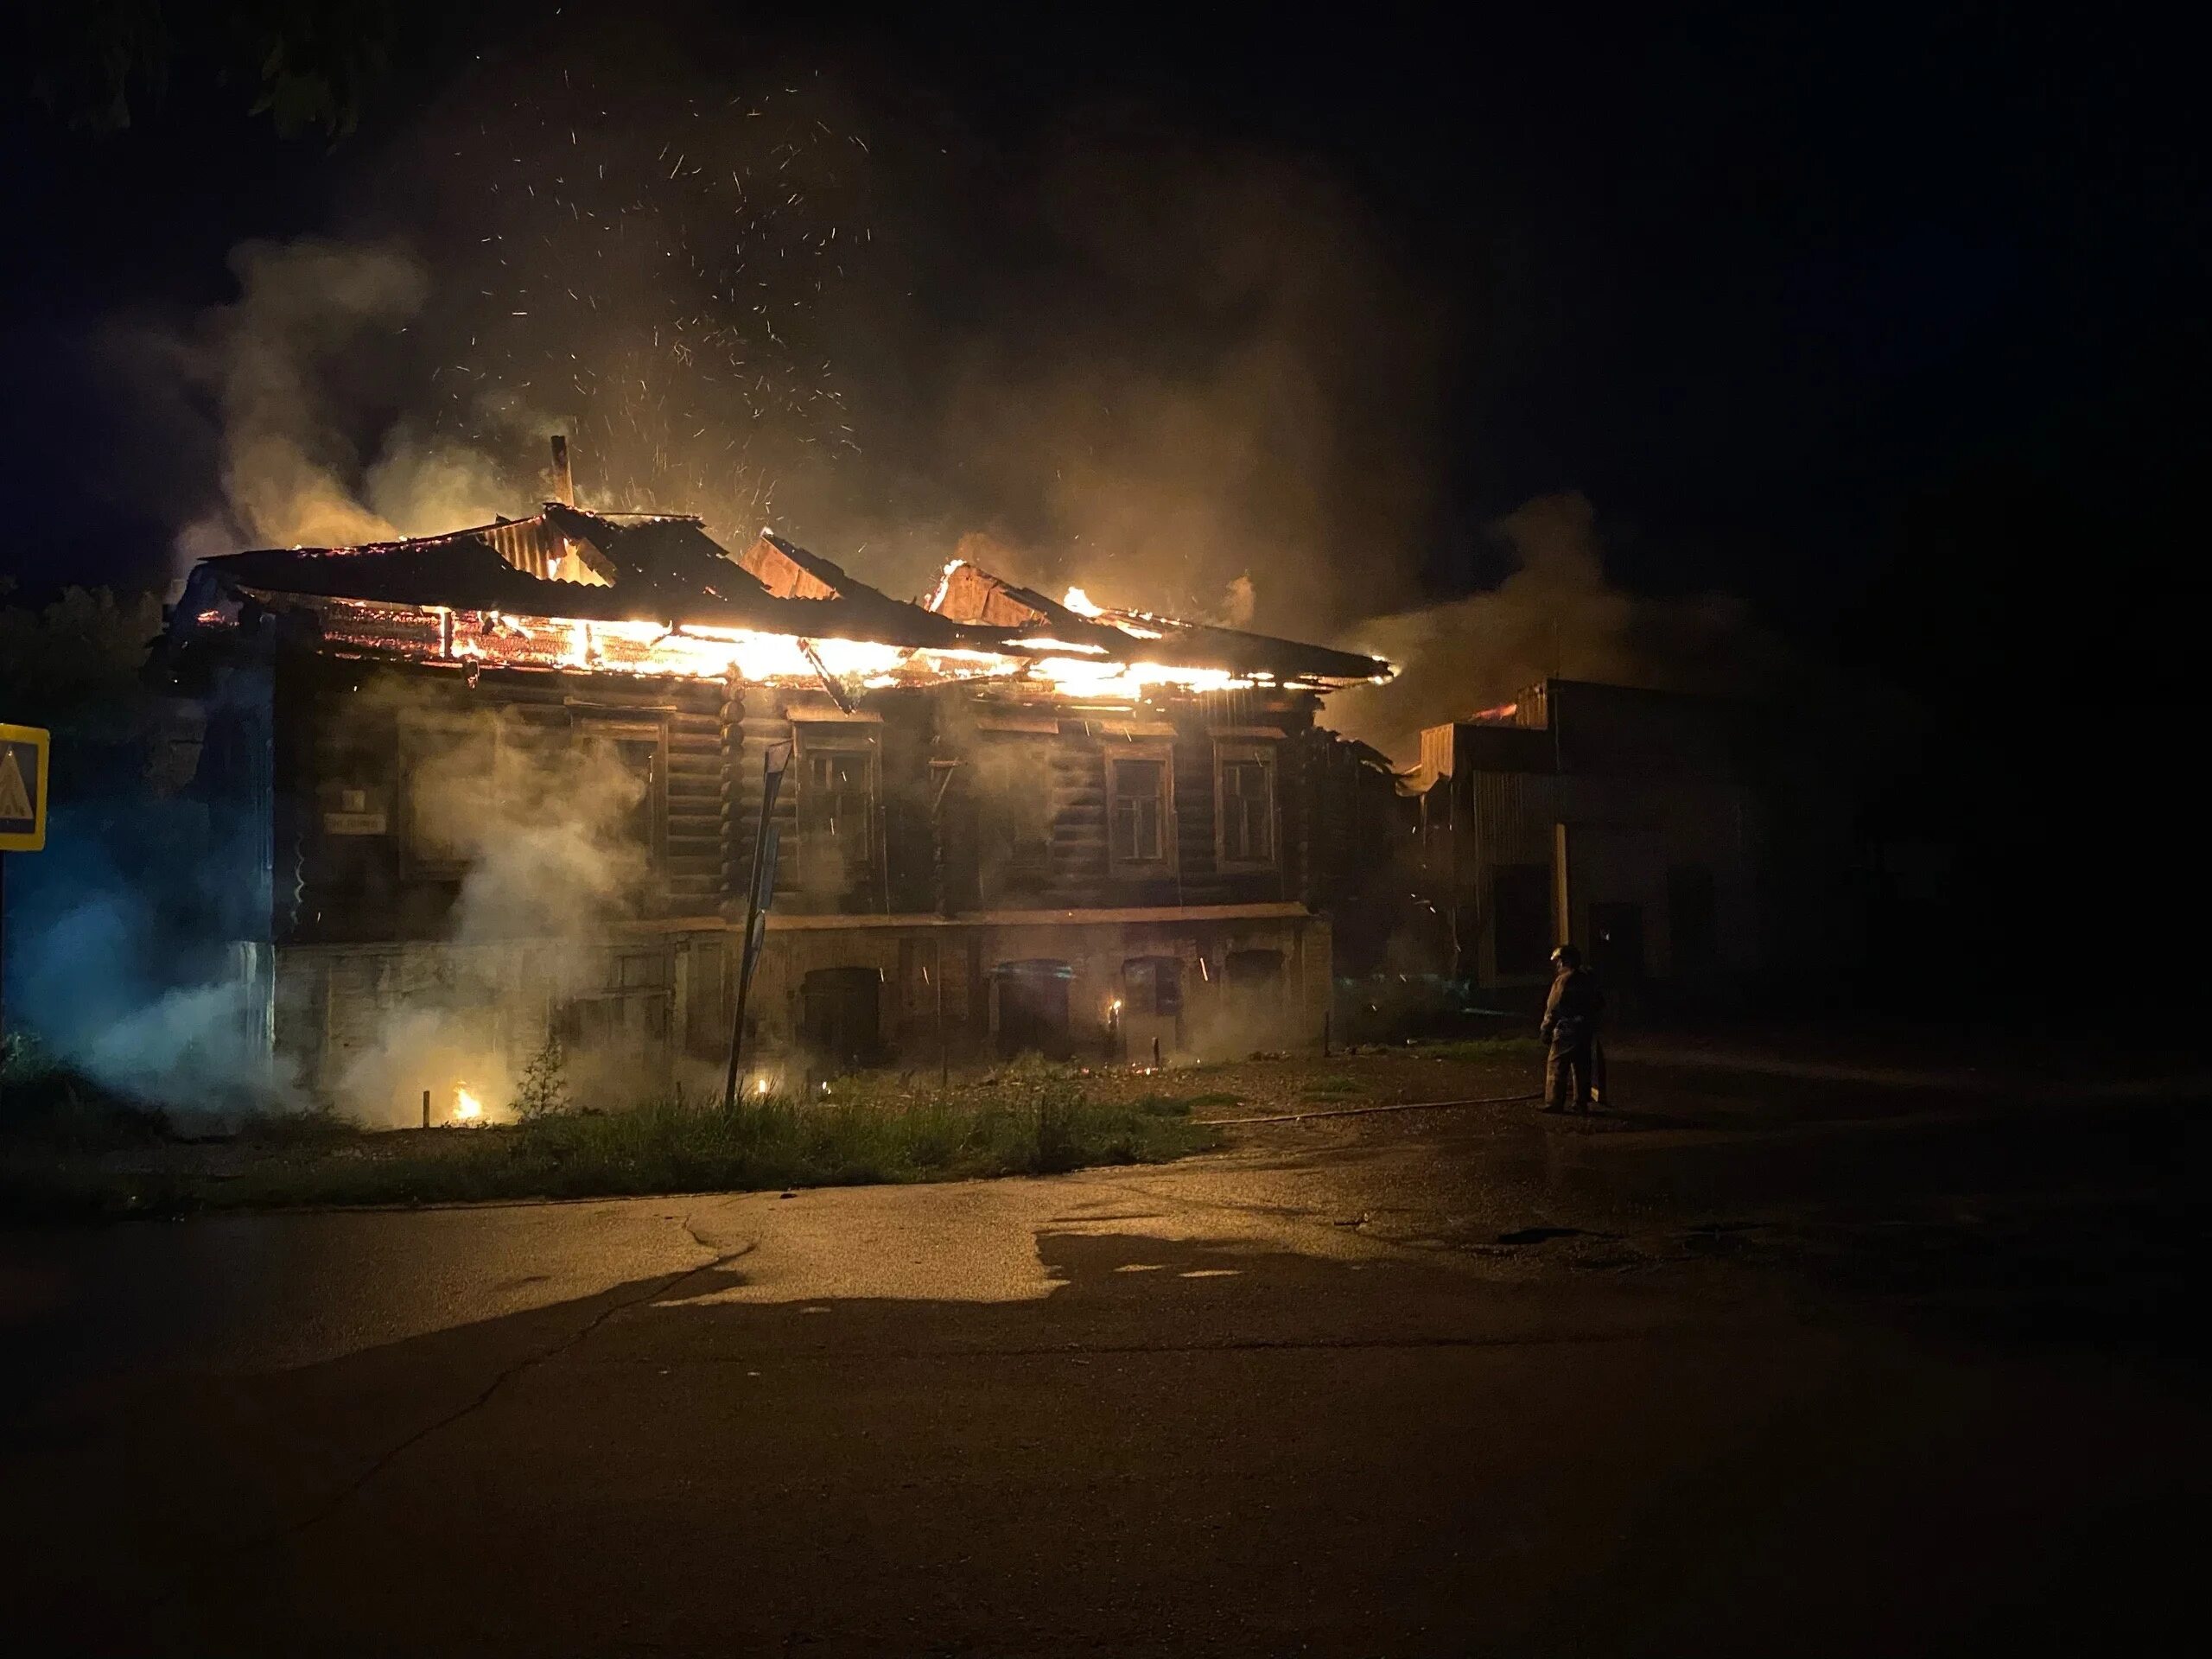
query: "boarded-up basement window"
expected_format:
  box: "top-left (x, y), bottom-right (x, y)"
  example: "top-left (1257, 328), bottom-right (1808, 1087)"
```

top-left (1122, 956), bottom-right (1184, 1016)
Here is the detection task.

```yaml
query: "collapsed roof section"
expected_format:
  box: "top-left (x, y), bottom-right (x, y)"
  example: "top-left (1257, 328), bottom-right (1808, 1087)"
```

top-left (172, 506), bottom-right (1393, 696)
top-left (919, 560), bottom-right (1392, 684)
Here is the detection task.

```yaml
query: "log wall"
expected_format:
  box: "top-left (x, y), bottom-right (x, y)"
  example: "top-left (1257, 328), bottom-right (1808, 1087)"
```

top-left (271, 654), bottom-right (1338, 943)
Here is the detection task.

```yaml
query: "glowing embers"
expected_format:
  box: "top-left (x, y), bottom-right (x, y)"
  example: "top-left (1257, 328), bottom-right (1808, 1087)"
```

top-left (1058, 585), bottom-right (1159, 638)
top-left (296, 594), bottom-right (1298, 696)
top-left (667, 625), bottom-right (912, 683)
top-left (1020, 655), bottom-right (1255, 696)
top-left (1058, 585), bottom-right (1170, 641)
top-left (308, 596), bottom-right (920, 683)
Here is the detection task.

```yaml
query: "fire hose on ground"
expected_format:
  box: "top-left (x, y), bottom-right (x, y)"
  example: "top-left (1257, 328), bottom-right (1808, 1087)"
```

top-left (1193, 1090), bottom-right (1543, 1127)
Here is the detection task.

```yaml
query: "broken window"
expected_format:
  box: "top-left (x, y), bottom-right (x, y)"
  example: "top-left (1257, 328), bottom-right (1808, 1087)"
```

top-left (798, 740), bottom-right (876, 893)
top-left (976, 735), bottom-right (1054, 888)
top-left (572, 717), bottom-right (665, 874)
top-left (399, 709), bottom-right (663, 886)
top-left (397, 712), bottom-right (541, 871)
top-left (1215, 746), bottom-right (1277, 867)
top-left (1108, 752), bottom-right (1171, 868)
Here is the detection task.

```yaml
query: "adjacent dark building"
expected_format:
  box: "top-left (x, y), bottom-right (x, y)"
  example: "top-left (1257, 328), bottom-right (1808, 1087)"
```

top-left (1415, 680), bottom-right (1760, 998)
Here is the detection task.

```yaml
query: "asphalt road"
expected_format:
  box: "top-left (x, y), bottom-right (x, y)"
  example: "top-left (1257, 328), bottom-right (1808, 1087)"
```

top-left (3, 1058), bottom-right (2204, 1656)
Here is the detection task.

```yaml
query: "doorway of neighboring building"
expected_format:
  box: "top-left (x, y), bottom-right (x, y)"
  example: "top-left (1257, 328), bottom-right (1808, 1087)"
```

top-left (1222, 948), bottom-right (1289, 1049)
top-left (800, 966), bottom-right (883, 1071)
top-left (993, 959), bottom-right (1072, 1058)
top-left (1588, 902), bottom-right (1646, 983)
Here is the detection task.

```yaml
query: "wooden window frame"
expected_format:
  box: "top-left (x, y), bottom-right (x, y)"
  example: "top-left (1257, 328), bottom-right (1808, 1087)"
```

top-left (571, 715), bottom-right (670, 880)
top-left (398, 708), bottom-right (671, 881)
top-left (397, 710), bottom-right (504, 878)
top-left (1104, 742), bottom-right (1175, 876)
top-left (979, 731), bottom-right (1055, 882)
top-left (793, 724), bottom-right (880, 893)
top-left (1212, 740), bottom-right (1280, 872)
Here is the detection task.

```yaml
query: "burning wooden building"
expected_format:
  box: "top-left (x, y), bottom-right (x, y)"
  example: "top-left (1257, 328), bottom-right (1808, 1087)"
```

top-left (158, 483), bottom-right (1392, 1118)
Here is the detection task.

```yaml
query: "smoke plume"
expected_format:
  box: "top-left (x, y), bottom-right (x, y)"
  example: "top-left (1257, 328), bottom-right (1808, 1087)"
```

top-left (326, 687), bottom-right (658, 1128)
top-left (1330, 493), bottom-right (1767, 761)
top-left (41, 0), bottom-right (1796, 776)
top-left (213, 238), bottom-right (426, 546)
top-left (123, 62), bottom-right (1738, 756)
top-left (150, 236), bottom-right (556, 564)
top-left (753, 127), bottom-right (1446, 632)
top-left (3, 677), bottom-right (659, 1125)
top-left (6, 845), bottom-right (291, 1115)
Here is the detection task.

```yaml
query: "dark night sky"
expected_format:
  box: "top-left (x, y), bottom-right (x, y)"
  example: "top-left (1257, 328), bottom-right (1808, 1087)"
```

top-left (6, 3), bottom-right (2202, 604)
top-left (3, 1), bottom-right (2205, 969)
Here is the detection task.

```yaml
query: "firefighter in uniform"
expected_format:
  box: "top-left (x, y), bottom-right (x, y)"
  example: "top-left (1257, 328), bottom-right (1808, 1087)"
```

top-left (1539, 943), bottom-right (1605, 1114)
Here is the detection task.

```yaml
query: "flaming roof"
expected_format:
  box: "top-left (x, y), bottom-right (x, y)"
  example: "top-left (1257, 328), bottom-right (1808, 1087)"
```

top-left (176, 506), bottom-right (1392, 692)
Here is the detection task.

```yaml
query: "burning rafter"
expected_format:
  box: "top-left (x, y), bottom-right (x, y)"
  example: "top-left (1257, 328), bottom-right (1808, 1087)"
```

top-left (170, 508), bottom-right (1394, 699)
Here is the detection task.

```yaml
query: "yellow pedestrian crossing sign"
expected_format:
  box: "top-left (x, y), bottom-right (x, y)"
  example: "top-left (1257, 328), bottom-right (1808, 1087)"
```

top-left (0, 723), bottom-right (49, 852)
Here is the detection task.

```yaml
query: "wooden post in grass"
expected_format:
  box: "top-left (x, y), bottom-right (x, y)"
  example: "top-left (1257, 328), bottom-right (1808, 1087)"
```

top-left (936, 937), bottom-right (948, 1091)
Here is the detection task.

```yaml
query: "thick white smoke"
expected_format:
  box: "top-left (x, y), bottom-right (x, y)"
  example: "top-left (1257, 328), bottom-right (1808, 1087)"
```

top-left (1329, 493), bottom-right (1767, 763)
top-left (163, 236), bottom-right (549, 564)
top-left (328, 693), bottom-right (656, 1127)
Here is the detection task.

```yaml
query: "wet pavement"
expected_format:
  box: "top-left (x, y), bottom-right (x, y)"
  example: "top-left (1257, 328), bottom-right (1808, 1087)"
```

top-left (2, 1055), bottom-right (2204, 1655)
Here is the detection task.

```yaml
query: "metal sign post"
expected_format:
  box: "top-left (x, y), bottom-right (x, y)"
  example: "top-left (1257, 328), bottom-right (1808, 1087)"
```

top-left (0, 722), bottom-right (53, 1091)
top-left (721, 741), bottom-right (792, 1109)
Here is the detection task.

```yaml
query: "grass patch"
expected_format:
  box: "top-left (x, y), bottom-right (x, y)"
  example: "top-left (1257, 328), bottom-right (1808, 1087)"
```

top-left (0, 1037), bottom-right (172, 1153)
top-left (230, 1106), bottom-right (360, 1149)
top-left (0, 1082), bottom-right (1222, 1221)
top-left (1128, 1095), bottom-right (1203, 1118)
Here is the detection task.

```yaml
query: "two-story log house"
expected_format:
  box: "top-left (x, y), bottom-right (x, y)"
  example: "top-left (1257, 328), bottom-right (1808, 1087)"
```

top-left (158, 492), bottom-right (1391, 1119)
